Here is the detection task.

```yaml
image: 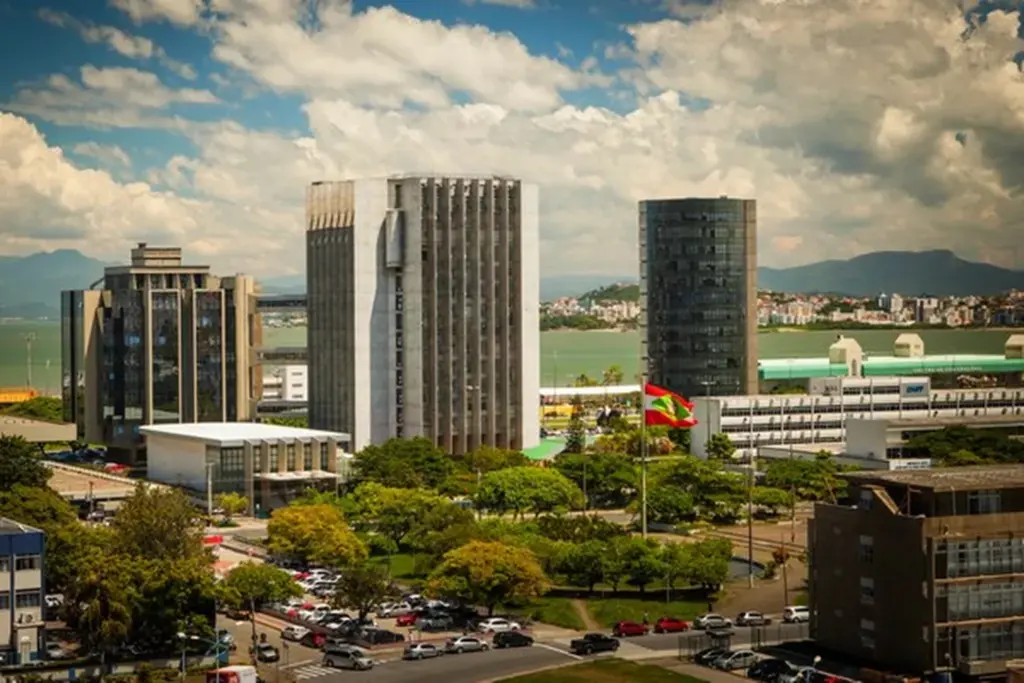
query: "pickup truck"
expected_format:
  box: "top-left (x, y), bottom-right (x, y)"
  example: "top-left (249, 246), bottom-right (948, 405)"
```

top-left (569, 633), bottom-right (620, 655)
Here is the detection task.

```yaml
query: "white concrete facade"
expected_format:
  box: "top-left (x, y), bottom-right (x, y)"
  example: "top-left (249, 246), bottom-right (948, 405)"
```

top-left (307, 176), bottom-right (540, 455)
top-left (693, 375), bottom-right (1024, 460)
top-left (262, 366), bottom-right (308, 402)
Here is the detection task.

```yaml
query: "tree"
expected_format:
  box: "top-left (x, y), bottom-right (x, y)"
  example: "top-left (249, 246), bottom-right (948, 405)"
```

top-left (687, 537), bottom-right (732, 591)
top-left (132, 556), bottom-right (218, 649)
top-left (763, 457), bottom-right (846, 503)
top-left (553, 452), bottom-right (636, 509)
top-left (573, 374), bottom-right (599, 387)
top-left (474, 467), bottom-right (583, 520)
top-left (350, 483), bottom-right (463, 549)
top-left (64, 551), bottom-right (135, 662)
top-left (459, 445), bottom-right (529, 475)
top-left (427, 541), bottom-right (549, 615)
top-left (535, 515), bottom-right (627, 543)
top-left (602, 365), bottom-right (624, 386)
top-left (619, 537), bottom-right (665, 595)
top-left (643, 486), bottom-right (696, 525)
top-left (564, 396), bottom-right (586, 454)
top-left (216, 492), bottom-right (249, 521)
top-left (0, 436), bottom-right (51, 492)
top-left (110, 485), bottom-right (207, 562)
top-left (354, 437), bottom-right (453, 489)
top-left (650, 457), bottom-right (745, 522)
top-left (330, 562), bottom-right (399, 621)
top-left (267, 503), bottom-right (367, 566)
top-left (220, 562), bottom-right (302, 656)
top-left (555, 540), bottom-right (607, 593)
top-left (751, 486), bottom-right (793, 517)
top-left (660, 542), bottom-right (690, 596)
top-left (704, 433), bottom-right (736, 461)
top-left (0, 484), bottom-right (84, 591)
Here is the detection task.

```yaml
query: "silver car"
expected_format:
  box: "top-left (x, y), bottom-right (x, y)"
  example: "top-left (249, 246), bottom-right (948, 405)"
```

top-left (444, 636), bottom-right (490, 654)
top-left (322, 649), bottom-right (374, 671)
top-left (403, 643), bottom-right (444, 660)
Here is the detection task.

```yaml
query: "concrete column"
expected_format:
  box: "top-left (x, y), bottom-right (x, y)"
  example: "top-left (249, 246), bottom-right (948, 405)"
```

top-left (276, 440), bottom-right (287, 474)
top-left (242, 441), bottom-right (255, 516)
top-left (311, 439), bottom-right (322, 471)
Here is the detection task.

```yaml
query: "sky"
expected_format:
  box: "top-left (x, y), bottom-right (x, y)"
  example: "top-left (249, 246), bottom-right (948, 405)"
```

top-left (1, 0), bottom-right (1024, 278)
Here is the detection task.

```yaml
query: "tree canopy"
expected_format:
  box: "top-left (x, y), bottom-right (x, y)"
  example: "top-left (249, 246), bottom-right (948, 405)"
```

top-left (220, 562), bottom-right (302, 653)
top-left (267, 503), bottom-right (367, 566)
top-left (474, 466), bottom-right (583, 519)
top-left (427, 540), bottom-right (549, 615)
top-left (354, 437), bottom-right (453, 489)
top-left (0, 435), bottom-right (51, 491)
top-left (330, 561), bottom-right (399, 621)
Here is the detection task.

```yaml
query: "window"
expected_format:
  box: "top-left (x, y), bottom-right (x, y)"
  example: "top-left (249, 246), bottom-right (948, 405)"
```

top-left (858, 490), bottom-right (873, 511)
top-left (0, 593), bottom-right (8, 608)
top-left (320, 442), bottom-right (330, 470)
top-left (303, 442), bottom-right (313, 470)
top-left (0, 557), bottom-right (9, 572)
top-left (15, 556), bottom-right (39, 571)
top-left (968, 490), bottom-right (1001, 515)
top-left (286, 443), bottom-right (296, 470)
top-left (860, 619), bottom-right (875, 632)
top-left (859, 535), bottom-right (874, 563)
top-left (15, 590), bottom-right (41, 608)
top-left (860, 634), bottom-right (876, 649)
top-left (860, 577), bottom-right (875, 605)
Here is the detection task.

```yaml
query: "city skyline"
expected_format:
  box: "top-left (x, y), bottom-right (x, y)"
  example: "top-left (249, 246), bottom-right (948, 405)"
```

top-left (2, 1), bottom-right (1024, 278)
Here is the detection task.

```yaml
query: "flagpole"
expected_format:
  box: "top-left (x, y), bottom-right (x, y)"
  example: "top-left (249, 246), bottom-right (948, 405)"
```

top-left (640, 371), bottom-right (648, 540)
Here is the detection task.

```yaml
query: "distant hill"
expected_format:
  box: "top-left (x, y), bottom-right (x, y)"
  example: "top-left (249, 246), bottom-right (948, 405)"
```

top-left (581, 282), bottom-right (640, 303)
top-left (757, 250), bottom-right (1024, 296)
top-left (0, 250), bottom-right (107, 319)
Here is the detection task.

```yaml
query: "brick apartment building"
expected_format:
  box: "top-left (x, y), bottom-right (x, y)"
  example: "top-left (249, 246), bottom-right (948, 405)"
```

top-left (810, 465), bottom-right (1024, 680)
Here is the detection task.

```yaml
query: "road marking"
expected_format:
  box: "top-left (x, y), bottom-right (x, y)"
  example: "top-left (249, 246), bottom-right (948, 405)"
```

top-left (535, 643), bottom-right (582, 660)
top-left (291, 665), bottom-right (334, 680)
top-left (281, 658), bottom-right (318, 670)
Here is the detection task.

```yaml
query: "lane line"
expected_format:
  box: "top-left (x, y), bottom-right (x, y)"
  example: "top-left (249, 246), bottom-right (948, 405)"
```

top-left (535, 643), bottom-right (582, 660)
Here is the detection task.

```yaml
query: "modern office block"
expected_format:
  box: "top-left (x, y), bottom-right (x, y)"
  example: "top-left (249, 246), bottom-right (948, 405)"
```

top-left (306, 175), bottom-right (540, 455)
top-left (0, 518), bottom-right (45, 665)
top-left (811, 466), bottom-right (1024, 678)
top-left (61, 244), bottom-right (259, 463)
top-left (639, 196), bottom-right (758, 399)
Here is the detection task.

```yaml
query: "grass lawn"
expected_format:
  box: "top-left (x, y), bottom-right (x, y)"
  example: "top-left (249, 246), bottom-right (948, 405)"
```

top-left (524, 597), bottom-right (586, 631)
top-left (586, 596), bottom-right (706, 629)
top-left (496, 659), bottom-right (707, 682)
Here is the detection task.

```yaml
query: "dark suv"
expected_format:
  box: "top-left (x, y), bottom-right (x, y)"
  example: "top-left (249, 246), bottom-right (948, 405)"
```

top-left (493, 631), bottom-right (534, 649)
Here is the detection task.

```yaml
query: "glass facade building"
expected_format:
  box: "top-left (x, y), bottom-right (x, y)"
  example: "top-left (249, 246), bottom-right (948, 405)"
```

top-left (639, 197), bottom-right (758, 399)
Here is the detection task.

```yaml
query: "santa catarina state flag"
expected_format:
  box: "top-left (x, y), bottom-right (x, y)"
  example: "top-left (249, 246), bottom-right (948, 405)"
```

top-left (644, 383), bottom-right (698, 428)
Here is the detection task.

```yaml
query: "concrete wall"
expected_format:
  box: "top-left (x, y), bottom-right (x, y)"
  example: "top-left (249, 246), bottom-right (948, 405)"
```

top-left (146, 434), bottom-right (208, 490)
top-left (518, 183), bottom-right (541, 450)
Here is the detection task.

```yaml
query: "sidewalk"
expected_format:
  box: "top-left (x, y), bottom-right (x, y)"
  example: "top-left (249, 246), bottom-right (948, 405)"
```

top-left (658, 659), bottom-right (747, 683)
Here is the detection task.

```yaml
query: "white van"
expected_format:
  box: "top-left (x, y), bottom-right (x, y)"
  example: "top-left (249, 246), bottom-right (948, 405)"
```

top-left (783, 605), bottom-right (810, 623)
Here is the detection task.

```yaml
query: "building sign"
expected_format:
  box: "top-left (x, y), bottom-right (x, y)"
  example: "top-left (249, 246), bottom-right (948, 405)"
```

top-left (890, 459), bottom-right (932, 471)
top-left (901, 384), bottom-right (928, 397)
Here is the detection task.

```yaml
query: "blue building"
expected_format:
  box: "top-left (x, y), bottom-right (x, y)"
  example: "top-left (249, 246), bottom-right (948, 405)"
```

top-left (0, 518), bottom-right (45, 665)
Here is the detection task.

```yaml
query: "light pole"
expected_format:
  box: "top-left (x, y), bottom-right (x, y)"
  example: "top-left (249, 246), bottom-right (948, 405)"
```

top-left (178, 631), bottom-right (224, 682)
top-left (21, 333), bottom-right (36, 387)
top-left (206, 461), bottom-right (216, 517)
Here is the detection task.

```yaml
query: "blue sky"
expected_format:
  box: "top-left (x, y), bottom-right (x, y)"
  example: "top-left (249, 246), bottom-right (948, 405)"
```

top-left (0, 0), bottom-right (1022, 276)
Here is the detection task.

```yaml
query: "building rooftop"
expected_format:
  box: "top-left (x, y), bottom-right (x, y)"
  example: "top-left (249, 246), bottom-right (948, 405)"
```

top-left (842, 464), bottom-right (1024, 492)
top-left (0, 517), bottom-right (43, 536)
top-left (140, 422), bottom-right (350, 446)
top-left (758, 353), bottom-right (1024, 380)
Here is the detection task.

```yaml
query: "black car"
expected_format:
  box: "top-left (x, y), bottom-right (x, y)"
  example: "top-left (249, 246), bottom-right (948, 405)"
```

top-left (493, 631), bottom-right (534, 649)
top-left (694, 647), bottom-right (729, 666)
top-left (748, 658), bottom-right (795, 682)
top-left (360, 628), bottom-right (405, 645)
top-left (418, 616), bottom-right (454, 632)
top-left (569, 634), bottom-right (619, 655)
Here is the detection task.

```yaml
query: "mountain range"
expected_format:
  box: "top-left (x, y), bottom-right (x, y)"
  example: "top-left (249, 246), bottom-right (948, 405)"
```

top-left (2, 249), bottom-right (1021, 318)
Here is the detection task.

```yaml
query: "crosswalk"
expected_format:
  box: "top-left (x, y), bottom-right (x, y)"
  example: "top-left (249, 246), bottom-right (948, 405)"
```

top-left (291, 664), bottom-right (336, 680)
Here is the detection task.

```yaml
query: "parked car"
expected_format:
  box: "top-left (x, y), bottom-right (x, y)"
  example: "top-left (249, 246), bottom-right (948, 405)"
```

top-left (281, 625), bottom-right (309, 642)
top-left (736, 611), bottom-right (771, 626)
top-left (360, 628), bottom-right (405, 645)
top-left (403, 643), bottom-right (444, 660)
top-left (395, 613), bottom-right (418, 627)
top-left (569, 633), bottom-right (619, 655)
top-left (444, 636), bottom-right (489, 654)
top-left (477, 617), bottom-right (521, 633)
top-left (45, 643), bottom-right (74, 660)
top-left (748, 657), bottom-right (796, 682)
top-left (653, 617), bottom-right (689, 633)
top-left (693, 613), bottom-right (733, 630)
top-left (418, 616), bottom-right (454, 632)
top-left (493, 631), bottom-right (534, 649)
top-left (783, 606), bottom-right (810, 623)
top-left (254, 643), bottom-right (280, 663)
top-left (694, 646), bottom-right (729, 666)
top-left (714, 650), bottom-right (759, 671)
top-left (377, 603), bottom-right (415, 618)
top-left (612, 621), bottom-right (648, 637)
top-left (322, 649), bottom-right (374, 671)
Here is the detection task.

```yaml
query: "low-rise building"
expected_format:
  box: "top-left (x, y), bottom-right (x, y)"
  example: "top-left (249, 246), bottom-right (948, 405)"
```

top-left (0, 518), bottom-right (45, 665)
top-left (141, 423), bottom-right (350, 513)
top-left (810, 465), bottom-right (1024, 679)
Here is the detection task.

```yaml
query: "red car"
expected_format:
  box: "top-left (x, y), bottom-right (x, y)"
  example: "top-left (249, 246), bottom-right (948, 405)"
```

top-left (653, 617), bottom-right (690, 633)
top-left (612, 621), bottom-right (649, 637)
top-left (395, 613), bottom-right (418, 627)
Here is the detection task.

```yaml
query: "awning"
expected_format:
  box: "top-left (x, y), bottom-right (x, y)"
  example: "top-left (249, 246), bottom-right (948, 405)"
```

top-left (522, 437), bottom-right (568, 462)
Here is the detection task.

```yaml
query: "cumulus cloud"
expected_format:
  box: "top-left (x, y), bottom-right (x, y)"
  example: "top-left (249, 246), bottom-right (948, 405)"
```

top-left (72, 142), bottom-right (132, 168)
top-left (4, 0), bottom-right (1024, 276)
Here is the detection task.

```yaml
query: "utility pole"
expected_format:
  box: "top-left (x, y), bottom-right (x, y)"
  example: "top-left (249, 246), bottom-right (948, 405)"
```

top-left (781, 528), bottom-right (789, 611)
top-left (21, 333), bottom-right (36, 388)
top-left (206, 462), bottom-right (215, 517)
top-left (747, 463), bottom-right (755, 588)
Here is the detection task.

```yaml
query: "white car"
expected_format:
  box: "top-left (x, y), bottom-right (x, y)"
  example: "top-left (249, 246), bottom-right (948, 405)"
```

top-left (377, 602), bottom-right (414, 618)
top-left (694, 613), bottom-right (733, 630)
top-left (783, 606), bottom-right (810, 623)
top-left (299, 604), bottom-right (332, 621)
top-left (281, 625), bottom-right (310, 642)
top-left (477, 618), bottom-right (521, 633)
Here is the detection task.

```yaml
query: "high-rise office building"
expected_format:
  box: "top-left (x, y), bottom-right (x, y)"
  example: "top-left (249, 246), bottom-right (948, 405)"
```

top-left (61, 244), bottom-right (258, 463)
top-left (639, 196), bottom-right (758, 398)
top-left (306, 176), bottom-right (540, 455)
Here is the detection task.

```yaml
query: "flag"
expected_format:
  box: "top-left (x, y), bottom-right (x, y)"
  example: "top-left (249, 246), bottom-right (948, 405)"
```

top-left (644, 383), bottom-right (698, 428)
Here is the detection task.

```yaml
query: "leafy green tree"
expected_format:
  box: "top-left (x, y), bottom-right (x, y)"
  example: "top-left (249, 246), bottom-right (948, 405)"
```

top-left (0, 484), bottom-right (84, 591)
top-left (263, 416), bottom-right (308, 428)
top-left (427, 541), bottom-right (549, 615)
top-left (602, 365), bottom-right (624, 386)
top-left (220, 562), bottom-right (301, 656)
top-left (460, 445), bottom-right (529, 474)
top-left (660, 542), bottom-right (690, 596)
top-left (704, 433), bottom-right (737, 461)
top-left (650, 457), bottom-right (744, 522)
top-left (667, 427), bottom-right (692, 454)
top-left (350, 483), bottom-right (465, 549)
top-left (602, 536), bottom-right (632, 594)
top-left (554, 540), bottom-right (607, 593)
top-left (687, 537), bottom-right (732, 591)
top-left (216, 492), bottom-right (249, 520)
top-left (132, 556), bottom-right (218, 649)
top-left (474, 467), bottom-right (583, 520)
top-left (751, 486), bottom-right (793, 517)
top-left (553, 452), bottom-right (636, 509)
top-left (564, 396), bottom-right (587, 454)
top-left (0, 436), bottom-right (51, 491)
top-left (267, 503), bottom-right (367, 566)
top-left (355, 437), bottom-right (453, 489)
top-left (64, 551), bottom-right (135, 662)
top-left (535, 515), bottom-right (627, 543)
top-left (642, 486), bottom-right (696, 525)
top-left (110, 485), bottom-right (207, 561)
top-left (573, 374), bottom-right (599, 387)
top-left (330, 561), bottom-right (400, 621)
top-left (617, 537), bottom-right (665, 595)
top-left (763, 457), bottom-right (846, 503)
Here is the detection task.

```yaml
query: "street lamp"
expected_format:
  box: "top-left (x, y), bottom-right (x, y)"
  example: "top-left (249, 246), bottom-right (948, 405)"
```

top-left (178, 630), bottom-right (230, 683)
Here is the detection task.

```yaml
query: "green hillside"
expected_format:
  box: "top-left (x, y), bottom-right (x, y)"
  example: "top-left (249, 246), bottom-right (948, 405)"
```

top-left (581, 282), bottom-right (640, 303)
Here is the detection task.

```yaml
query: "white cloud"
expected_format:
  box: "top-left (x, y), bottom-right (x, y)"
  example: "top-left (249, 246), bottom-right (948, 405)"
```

top-left (72, 142), bottom-right (132, 167)
top-left (462, 0), bottom-right (537, 8)
top-left (110, 0), bottom-right (203, 27)
top-left (38, 8), bottom-right (197, 79)
top-left (5, 0), bottom-right (1024, 276)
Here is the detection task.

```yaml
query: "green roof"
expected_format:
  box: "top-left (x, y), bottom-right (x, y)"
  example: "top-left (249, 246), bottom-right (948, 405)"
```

top-left (862, 354), bottom-right (1024, 376)
top-left (523, 437), bottom-right (568, 461)
top-left (758, 358), bottom-right (850, 380)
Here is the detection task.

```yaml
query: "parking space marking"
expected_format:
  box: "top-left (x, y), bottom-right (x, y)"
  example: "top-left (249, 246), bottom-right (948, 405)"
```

top-left (534, 643), bottom-right (582, 660)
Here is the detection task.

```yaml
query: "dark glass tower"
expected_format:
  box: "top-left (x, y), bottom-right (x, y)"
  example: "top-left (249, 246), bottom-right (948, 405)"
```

top-left (639, 197), bottom-right (758, 399)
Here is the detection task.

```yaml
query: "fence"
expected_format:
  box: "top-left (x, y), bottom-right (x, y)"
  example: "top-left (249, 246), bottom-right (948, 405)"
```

top-left (677, 622), bottom-right (811, 659)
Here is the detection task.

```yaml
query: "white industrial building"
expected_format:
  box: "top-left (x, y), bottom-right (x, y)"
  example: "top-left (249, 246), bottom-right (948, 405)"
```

top-left (141, 423), bottom-right (351, 513)
top-left (305, 176), bottom-right (540, 455)
top-left (692, 376), bottom-right (1024, 461)
top-left (262, 366), bottom-right (308, 402)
